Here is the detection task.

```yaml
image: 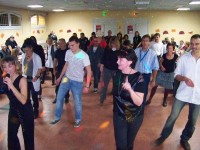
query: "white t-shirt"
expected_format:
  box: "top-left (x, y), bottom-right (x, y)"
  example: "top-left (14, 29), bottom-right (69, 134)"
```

top-left (150, 41), bottom-right (164, 56)
top-left (65, 50), bottom-right (90, 82)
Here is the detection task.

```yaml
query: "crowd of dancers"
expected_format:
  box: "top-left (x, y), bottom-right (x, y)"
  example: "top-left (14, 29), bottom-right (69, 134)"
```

top-left (0, 30), bottom-right (200, 150)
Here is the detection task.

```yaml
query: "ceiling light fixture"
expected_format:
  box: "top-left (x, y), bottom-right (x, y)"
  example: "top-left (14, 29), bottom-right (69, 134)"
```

top-left (27, 5), bottom-right (43, 8)
top-left (189, 1), bottom-right (200, 4)
top-left (135, 0), bottom-right (150, 5)
top-left (177, 8), bottom-right (190, 10)
top-left (53, 9), bottom-right (65, 12)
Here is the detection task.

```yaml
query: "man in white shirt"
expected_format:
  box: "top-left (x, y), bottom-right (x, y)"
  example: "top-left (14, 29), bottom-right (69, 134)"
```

top-left (155, 34), bottom-right (200, 150)
top-left (50, 36), bottom-right (91, 128)
top-left (150, 33), bottom-right (164, 58)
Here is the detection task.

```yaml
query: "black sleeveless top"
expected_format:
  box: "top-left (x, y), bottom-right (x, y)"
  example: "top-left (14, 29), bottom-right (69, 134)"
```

top-left (6, 75), bottom-right (31, 111)
top-left (162, 53), bottom-right (178, 73)
top-left (113, 71), bottom-right (145, 122)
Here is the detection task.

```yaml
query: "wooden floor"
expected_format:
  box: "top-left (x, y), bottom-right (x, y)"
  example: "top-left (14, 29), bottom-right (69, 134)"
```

top-left (0, 77), bottom-right (200, 150)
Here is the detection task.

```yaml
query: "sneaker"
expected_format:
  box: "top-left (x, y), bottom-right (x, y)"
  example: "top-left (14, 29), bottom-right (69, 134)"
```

top-left (93, 89), bottom-right (98, 93)
top-left (74, 121), bottom-right (81, 128)
top-left (50, 119), bottom-right (60, 125)
top-left (162, 100), bottom-right (167, 107)
top-left (180, 140), bottom-right (191, 150)
top-left (154, 136), bottom-right (166, 146)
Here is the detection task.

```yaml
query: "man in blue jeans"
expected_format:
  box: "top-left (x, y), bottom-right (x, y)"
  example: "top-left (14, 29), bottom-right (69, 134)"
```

top-left (50, 36), bottom-right (91, 128)
top-left (155, 34), bottom-right (200, 150)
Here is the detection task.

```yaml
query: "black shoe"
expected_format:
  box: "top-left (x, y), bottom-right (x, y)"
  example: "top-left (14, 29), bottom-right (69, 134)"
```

top-left (50, 119), bottom-right (60, 125)
top-left (180, 140), bottom-right (191, 150)
top-left (154, 136), bottom-right (166, 146)
top-left (52, 99), bottom-right (56, 104)
top-left (162, 100), bottom-right (167, 107)
top-left (146, 100), bottom-right (151, 105)
top-left (99, 100), bottom-right (104, 106)
top-left (41, 81), bottom-right (44, 84)
top-left (34, 114), bottom-right (39, 119)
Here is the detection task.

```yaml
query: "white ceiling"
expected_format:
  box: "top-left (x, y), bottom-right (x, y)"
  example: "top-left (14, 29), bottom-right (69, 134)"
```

top-left (0, 0), bottom-right (200, 12)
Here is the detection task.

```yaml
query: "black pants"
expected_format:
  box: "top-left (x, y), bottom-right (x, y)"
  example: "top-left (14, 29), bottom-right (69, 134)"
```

top-left (91, 66), bottom-right (100, 89)
top-left (56, 71), bottom-right (69, 100)
top-left (8, 106), bottom-right (34, 150)
top-left (113, 112), bottom-right (144, 150)
top-left (27, 82), bottom-right (39, 116)
top-left (42, 68), bottom-right (55, 84)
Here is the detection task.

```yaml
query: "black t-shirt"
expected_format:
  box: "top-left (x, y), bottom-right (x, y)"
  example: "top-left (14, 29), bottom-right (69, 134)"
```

top-left (5, 39), bottom-right (17, 49)
top-left (79, 37), bottom-right (89, 52)
top-left (113, 71), bottom-right (145, 122)
top-left (162, 53), bottom-right (178, 73)
top-left (101, 47), bottom-right (119, 70)
top-left (55, 48), bottom-right (67, 72)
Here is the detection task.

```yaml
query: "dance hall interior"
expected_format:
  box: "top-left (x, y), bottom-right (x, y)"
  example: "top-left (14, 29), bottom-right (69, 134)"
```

top-left (0, 0), bottom-right (200, 150)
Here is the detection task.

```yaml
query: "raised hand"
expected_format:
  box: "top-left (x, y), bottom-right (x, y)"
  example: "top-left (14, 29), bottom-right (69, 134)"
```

top-left (122, 76), bottom-right (132, 92)
top-left (3, 77), bottom-right (13, 89)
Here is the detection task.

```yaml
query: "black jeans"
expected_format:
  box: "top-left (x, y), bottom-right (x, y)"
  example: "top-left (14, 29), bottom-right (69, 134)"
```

top-left (27, 82), bottom-right (39, 116)
top-left (91, 66), bottom-right (100, 89)
top-left (113, 112), bottom-right (144, 150)
top-left (8, 106), bottom-right (34, 150)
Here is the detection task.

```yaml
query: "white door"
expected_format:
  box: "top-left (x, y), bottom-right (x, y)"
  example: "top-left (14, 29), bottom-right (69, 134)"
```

top-left (124, 18), bottom-right (149, 43)
top-left (93, 18), bottom-right (117, 36)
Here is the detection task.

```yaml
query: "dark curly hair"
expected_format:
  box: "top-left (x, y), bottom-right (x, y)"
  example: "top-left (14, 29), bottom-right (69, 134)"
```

top-left (118, 49), bottom-right (138, 69)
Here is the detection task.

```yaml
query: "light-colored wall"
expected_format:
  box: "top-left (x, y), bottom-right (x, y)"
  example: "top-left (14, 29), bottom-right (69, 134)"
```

top-left (0, 7), bottom-right (200, 47)
top-left (47, 10), bottom-right (200, 43)
top-left (0, 6), bottom-right (47, 46)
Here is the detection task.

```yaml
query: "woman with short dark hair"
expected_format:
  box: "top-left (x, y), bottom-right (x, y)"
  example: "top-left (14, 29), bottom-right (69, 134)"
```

top-left (113, 49), bottom-right (145, 150)
top-left (146, 43), bottom-right (178, 106)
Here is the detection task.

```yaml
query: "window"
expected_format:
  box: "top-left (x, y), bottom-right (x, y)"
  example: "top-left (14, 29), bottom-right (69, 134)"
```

top-left (31, 15), bottom-right (46, 27)
top-left (10, 14), bottom-right (21, 26)
top-left (0, 14), bottom-right (9, 26)
top-left (0, 12), bottom-right (21, 29)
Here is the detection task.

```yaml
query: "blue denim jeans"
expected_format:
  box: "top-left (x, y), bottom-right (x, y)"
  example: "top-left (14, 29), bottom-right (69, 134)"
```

top-left (161, 98), bottom-right (200, 141)
top-left (55, 77), bottom-right (83, 122)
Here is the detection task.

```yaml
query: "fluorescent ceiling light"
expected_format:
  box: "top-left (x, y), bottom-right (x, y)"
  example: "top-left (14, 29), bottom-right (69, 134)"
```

top-left (135, 0), bottom-right (150, 5)
top-left (136, 2), bottom-right (150, 4)
top-left (53, 9), bottom-right (65, 12)
top-left (137, 7), bottom-right (147, 10)
top-left (27, 5), bottom-right (43, 8)
top-left (177, 8), bottom-right (190, 10)
top-left (189, 1), bottom-right (200, 4)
